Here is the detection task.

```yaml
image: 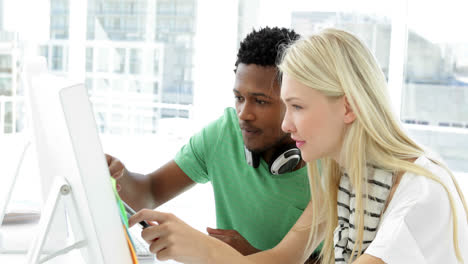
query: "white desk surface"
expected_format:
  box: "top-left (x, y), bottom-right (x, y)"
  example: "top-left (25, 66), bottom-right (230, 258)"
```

top-left (0, 255), bottom-right (168, 264)
top-left (0, 221), bottom-right (179, 264)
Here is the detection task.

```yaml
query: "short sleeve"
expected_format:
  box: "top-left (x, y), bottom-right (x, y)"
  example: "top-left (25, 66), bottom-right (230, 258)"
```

top-left (174, 114), bottom-right (224, 184)
top-left (365, 169), bottom-right (454, 263)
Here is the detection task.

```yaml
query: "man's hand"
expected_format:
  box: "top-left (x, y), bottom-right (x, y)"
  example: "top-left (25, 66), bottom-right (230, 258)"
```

top-left (206, 227), bottom-right (260, 255)
top-left (105, 154), bottom-right (128, 191)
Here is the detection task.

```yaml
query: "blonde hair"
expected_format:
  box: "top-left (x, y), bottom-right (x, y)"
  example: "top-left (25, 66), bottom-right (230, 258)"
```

top-left (279, 28), bottom-right (468, 263)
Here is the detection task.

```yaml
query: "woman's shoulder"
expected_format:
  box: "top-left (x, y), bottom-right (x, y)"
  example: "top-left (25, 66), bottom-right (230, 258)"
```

top-left (381, 155), bottom-right (467, 241)
top-left (389, 156), bottom-right (456, 206)
top-left (383, 156), bottom-right (463, 229)
top-left (392, 156), bottom-right (454, 203)
top-left (366, 156), bottom-right (468, 263)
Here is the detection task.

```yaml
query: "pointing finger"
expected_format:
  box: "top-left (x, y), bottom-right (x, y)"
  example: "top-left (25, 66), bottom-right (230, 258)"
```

top-left (129, 209), bottom-right (169, 227)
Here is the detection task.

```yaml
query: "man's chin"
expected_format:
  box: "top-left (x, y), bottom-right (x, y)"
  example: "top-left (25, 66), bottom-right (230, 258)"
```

top-left (244, 144), bottom-right (264, 154)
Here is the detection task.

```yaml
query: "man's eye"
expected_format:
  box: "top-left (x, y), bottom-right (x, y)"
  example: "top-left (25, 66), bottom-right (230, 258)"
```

top-left (256, 99), bottom-right (268, 105)
top-left (235, 96), bottom-right (244, 102)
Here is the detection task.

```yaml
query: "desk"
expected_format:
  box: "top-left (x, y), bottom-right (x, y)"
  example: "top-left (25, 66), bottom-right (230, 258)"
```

top-left (0, 221), bottom-right (179, 264)
top-left (0, 220), bottom-right (83, 263)
top-left (0, 250), bottom-right (87, 263)
top-left (0, 254), bottom-right (171, 264)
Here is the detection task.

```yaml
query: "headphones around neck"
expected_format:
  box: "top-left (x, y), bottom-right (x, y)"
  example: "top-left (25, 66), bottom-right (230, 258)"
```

top-left (244, 144), bottom-right (302, 175)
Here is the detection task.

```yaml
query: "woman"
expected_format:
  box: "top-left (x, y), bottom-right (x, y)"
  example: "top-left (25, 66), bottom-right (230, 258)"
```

top-left (129, 28), bottom-right (468, 263)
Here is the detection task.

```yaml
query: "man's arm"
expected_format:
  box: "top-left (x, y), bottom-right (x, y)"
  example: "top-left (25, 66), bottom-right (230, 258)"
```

top-left (107, 155), bottom-right (196, 211)
top-left (206, 227), bottom-right (261, 255)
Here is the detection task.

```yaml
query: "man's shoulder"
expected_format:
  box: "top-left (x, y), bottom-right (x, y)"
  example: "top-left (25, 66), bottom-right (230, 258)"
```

top-left (197, 107), bottom-right (241, 146)
top-left (210, 107), bottom-right (239, 131)
top-left (221, 107), bottom-right (238, 123)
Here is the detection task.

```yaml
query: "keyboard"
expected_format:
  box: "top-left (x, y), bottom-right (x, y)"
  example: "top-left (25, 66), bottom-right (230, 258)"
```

top-left (128, 225), bottom-right (155, 260)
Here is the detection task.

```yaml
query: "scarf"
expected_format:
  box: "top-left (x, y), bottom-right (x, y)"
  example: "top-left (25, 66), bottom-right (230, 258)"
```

top-left (333, 166), bottom-right (394, 263)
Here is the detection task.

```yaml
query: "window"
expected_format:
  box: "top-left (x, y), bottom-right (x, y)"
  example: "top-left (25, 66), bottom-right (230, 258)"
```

top-left (51, 46), bottom-right (64, 71)
top-left (2, 1), bottom-right (466, 251)
top-left (141, 82), bottom-right (154, 95)
top-left (86, 47), bottom-right (94, 72)
top-left (50, 0), bottom-right (70, 39)
top-left (15, 101), bottom-right (25, 133)
top-left (3, 101), bottom-right (12, 133)
top-left (0, 55), bottom-right (12, 73)
top-left (87, 0), bottom-right (146, 41)
top-left (39, 46), bottom-right (49, 61)
top-left (291, 12), bottom-right (392, 79)
top-left (129, 48), bottom-right (142, 74)
top-left (96, 47), bottom-right (109, 72)
top-left (153, 49), bottom-right (159, 75)
top-left (401, 0), bottom-right (468, 173)
top-left (128, 80), bottom-right (142, 93)
top-left (153, 82), bottom-right (159, 96)
top-left (113, 48), bottom-right (126, 74)
top-left (111, 78), bottom-right (124, 92)
top-left (85, 78), bottom-right (94, 95)
top-left (114, 18), bottom-right (121, 29)
top-left (95, 78), bottom-right (110, 93)
top-left (0, 77), bottom-right (12, 96)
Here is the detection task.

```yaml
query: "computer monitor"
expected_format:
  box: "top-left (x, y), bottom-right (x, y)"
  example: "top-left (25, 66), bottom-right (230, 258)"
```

top-left (23, 58), bottom-right (134, 263)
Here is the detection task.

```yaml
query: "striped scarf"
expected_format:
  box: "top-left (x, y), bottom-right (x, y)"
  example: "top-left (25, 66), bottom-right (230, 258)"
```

top-left (333, 166), bottom-right (394, 263)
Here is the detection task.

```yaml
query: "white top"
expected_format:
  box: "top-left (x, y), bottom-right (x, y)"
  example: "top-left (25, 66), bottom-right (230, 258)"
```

top-left (365, 156), bottom-right (468, 263)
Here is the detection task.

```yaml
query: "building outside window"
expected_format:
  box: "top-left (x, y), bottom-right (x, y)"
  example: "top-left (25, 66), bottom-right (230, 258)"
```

top-left (401, 0), bottom-right (468, 173)
top-left (0, 1), bottom-right (465, 241)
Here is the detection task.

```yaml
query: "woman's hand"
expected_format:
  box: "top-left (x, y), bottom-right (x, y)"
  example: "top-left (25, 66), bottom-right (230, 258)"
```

top-left (129, 209), bottom-right (243, 264)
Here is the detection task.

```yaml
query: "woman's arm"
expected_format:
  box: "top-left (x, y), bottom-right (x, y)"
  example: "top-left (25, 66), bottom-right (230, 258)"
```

top-left (129, 209), bottom-right (251, 264)
top-left (352, 254), bottom-right (385, 264)
top-left (129, 202), bottom-right (324, 264)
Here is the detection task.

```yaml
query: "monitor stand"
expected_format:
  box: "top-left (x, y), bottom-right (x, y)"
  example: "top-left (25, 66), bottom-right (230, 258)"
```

top-left (0, 142), bottom-right (31, 226)
top-left (27, 176), bottom-right (86, 264)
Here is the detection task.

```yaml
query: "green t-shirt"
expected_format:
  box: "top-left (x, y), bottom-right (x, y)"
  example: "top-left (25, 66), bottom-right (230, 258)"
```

top-left (174, 107), bottom-right (311, 250)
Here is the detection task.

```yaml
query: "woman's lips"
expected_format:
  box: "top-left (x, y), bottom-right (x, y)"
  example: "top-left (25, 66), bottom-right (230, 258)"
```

top-left (295, 140), bottom-right (305, 148)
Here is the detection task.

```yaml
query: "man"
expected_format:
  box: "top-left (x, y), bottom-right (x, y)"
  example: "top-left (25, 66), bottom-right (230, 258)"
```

top-left (107, 27), bottom-right (321, 261)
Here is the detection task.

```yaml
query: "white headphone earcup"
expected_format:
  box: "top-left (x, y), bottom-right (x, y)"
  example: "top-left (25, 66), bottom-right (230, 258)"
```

top-left (244, 145), bottom-right (260, 168)
top-left (269, 148), bottom-right (301, 175)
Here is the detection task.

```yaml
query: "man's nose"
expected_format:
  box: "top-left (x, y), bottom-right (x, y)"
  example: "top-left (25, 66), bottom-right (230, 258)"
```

top-left (238, 103), bottom-right (255, 121)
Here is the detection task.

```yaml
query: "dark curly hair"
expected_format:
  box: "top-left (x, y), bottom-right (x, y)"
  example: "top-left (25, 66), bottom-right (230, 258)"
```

top-left (235, 26), bottom-right (300, 68)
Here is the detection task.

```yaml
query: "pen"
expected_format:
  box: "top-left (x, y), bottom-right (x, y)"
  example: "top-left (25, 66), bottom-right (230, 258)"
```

top-left (121, 200), bottom-right (150, 229)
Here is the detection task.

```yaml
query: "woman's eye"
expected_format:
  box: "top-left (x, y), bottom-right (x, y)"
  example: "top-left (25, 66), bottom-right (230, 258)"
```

top-left (292, 104), bottom-right (303, 110)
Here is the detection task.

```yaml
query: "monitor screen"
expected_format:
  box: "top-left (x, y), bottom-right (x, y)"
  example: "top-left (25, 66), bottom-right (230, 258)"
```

top-left (25, 62), bottom-right (134, 263)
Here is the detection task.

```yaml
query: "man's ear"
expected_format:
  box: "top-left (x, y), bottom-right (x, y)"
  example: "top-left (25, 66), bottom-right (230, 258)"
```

top-left (343, 96), bottom-right (356, 124)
